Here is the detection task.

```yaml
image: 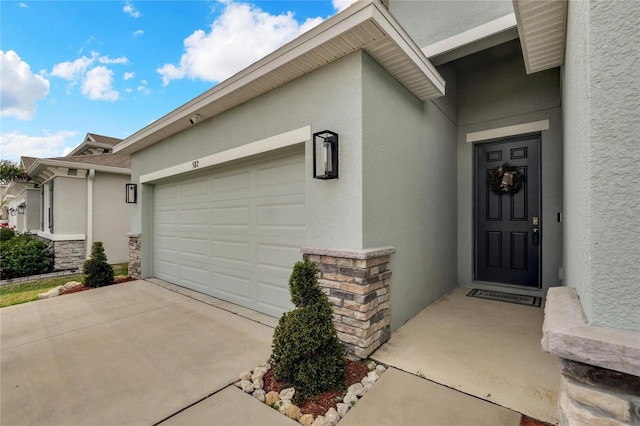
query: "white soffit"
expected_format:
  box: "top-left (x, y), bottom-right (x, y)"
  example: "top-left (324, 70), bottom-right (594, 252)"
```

top-left (513, 0), bottom-right (568, 74)
top-left (114, 0), bottom-right (444, 156)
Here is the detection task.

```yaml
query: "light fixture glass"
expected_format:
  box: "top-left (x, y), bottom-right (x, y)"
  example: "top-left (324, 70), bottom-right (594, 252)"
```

top-left (313, 130), bottom-right (339, 180)
top-left (126, 183), bottom-right (137, 204)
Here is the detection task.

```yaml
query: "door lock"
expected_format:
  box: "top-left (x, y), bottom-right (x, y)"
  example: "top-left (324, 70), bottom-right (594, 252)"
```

top-left (532, 216), bottom-right (539, 226)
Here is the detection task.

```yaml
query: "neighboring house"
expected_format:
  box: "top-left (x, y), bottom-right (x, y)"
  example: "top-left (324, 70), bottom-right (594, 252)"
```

top-left (114, 1), bottom-right (638, 423)
top-left (2, 157), bottom-right (40, 233)
top-left (25, 133), bottom-right (132, 270)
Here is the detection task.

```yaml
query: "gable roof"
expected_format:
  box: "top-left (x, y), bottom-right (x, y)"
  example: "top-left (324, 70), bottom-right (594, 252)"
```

top-left (67, 133), bottom-right (124, 157)
top-left (114, 0), bottom-right (445, 156)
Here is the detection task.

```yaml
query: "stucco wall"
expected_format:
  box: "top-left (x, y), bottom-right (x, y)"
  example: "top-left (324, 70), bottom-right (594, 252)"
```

top-left (25, 188), bottom-right (41, 232)
top-left (456, 41), bottom-right (563, 296)
top-left (92, 173), bottom-right (131, 264)
top-left (389, 0), bottom-right (514, 49)
top-left (362, 54), bottom-right (458, 331)
top-left (131, 52), bottom-right (365, 276)
top-left (563, 0), bottom-right (640, 331)
top-left (53, 177), bottom-right (87, 235)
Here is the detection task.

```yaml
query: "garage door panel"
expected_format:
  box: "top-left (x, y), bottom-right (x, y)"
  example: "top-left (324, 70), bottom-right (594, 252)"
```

top-left (211, 270), bottom-right (252, 302)
top-left (154, 152), bottom-right (304, 317)
top-left (212, 240), bottom-right (251, 265)
top-left (212, 206), bottom-right (251, 226)
top-left (257, 280), bottom-right (294, 317)
top-left (257, 244), bottom-right (301, 275)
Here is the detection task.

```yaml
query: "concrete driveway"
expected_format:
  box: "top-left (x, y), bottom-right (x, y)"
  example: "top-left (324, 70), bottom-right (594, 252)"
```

top-left (0, 280), bottom-right (289, 426)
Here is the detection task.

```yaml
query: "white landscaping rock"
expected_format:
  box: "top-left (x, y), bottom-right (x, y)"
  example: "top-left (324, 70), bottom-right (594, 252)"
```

top-left (38, 287), bottom-right (61, 299)
top-left (366, 360), bottom-right (377, 371)
top-left (348, 383), bottom-right (366, 397)
top-left (239, 380), bottom-right (254, 393)
top-left (336, 403), bottom-right (350, 418)
top-left (367, 370), bottom-right (379, 382)
top-left (279, 387), bottom-right (295, 401)
top-left (252, 377), bottom-right (263, 390)
top-left (325, 407), bottom-right (339, 426)
top-left (62, 281), bottom-right (82, 291)
top-left (311, 415), bottom-right (331, 426)
top-left (343, 390), bottom-right (358, 405)
top-left (375, 365), bottom-right (386, 376)
top-left (239, 370), bottom-right (252, 381)
top-left (252, 389), bottom-right (265, 403)
top-left (277, 400), bottom-right (291, 414)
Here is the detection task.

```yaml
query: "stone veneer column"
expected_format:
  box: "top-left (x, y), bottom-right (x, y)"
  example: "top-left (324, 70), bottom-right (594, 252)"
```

top-left (36, 237), bottom-right (86, 271)
top-left (542, 287), bottom-right (640, 425)
top-left (301, 246), bottom-right (395, 359)
top-left (128, 233), bottom-right (142, 279)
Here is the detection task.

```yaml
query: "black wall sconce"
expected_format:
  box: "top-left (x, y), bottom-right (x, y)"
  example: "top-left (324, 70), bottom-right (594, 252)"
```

top-left (126, 183), bottom-right (138, 204)
top-left (313, 130), bottom-right (339, 180)
top-left (17, 204), bottom-right (25, 214)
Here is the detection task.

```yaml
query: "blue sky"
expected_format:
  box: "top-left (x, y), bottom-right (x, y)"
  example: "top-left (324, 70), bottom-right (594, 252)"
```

top-left (0, 0), bottom-right (354, 162)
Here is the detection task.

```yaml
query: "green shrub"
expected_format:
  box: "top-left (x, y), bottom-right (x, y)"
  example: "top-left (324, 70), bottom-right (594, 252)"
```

top-left (83, 242), bottom-right (114, 288)
top-left (270, 260), bottom-right (346, 403)
top-left (0, 227), bottom-right (16, 242)
top-left (0, 234), bottom-right (53, 279)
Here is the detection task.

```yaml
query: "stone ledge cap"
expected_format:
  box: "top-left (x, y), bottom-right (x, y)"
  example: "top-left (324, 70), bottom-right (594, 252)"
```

top-left (127, 233), bottom-right (142, 238)
top-left (301, 246), bottom-right (396, 259)
top-left (543, 287), bottom-right (640, 377)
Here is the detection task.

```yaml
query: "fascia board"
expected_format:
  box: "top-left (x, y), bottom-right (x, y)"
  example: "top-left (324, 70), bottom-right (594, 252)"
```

top-left (29, 159), bottom-right (130, 177)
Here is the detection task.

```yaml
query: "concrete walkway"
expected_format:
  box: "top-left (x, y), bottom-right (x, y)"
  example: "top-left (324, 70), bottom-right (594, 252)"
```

top-left (2, 280), bottom-right (528, 425)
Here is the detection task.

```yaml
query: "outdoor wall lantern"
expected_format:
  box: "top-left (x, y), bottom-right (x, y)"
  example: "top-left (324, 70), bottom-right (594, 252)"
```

top-left (126, 183), bottom-right (138, 204)
top-left (17, 204), bottom-right (25, 214)
top-left (313, 130), bottom-right (339, 180)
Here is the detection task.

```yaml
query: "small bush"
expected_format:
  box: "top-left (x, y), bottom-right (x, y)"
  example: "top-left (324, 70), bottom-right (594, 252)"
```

top-left (0, 234), bottom-right (53, 279)
top-left (270, 260), bottom-right (346, 403)
top-left (83, 242), bottom-right (114, 288)
top-left (0, 227), bottom-right (16, 242)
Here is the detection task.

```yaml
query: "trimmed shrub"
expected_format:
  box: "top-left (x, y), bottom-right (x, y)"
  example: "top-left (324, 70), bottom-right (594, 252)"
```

top-left (83, 242), bottom-right (114, 288)
top-left (0, 234), bottom-right (53, 279)
top-left (0, 227), bottom-right (16, 242)
top-left (270, 260), bottom-right (346, 403)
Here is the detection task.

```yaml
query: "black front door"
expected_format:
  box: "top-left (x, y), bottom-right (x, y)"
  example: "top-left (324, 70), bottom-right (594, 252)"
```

top-left (474, 135), bottom-right (541, 288)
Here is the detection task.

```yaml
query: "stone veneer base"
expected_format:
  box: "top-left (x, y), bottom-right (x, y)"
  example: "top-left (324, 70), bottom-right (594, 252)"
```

top-left (128, 233), bottom-right (142, 279)
top-left (36, 236), bottom-right (86, 271)
top-left (301, 246), bottom-right (395, 359)
top-left (542, 287), bottom-right (640, 425)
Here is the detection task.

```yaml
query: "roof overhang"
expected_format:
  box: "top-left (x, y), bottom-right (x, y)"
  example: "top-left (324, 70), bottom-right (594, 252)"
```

top-left (114, 0), bottom-right (445, 156)
top-left (513, 0), bottom-right (568, 74)
top-left (28, 159), bottom-right (130, 184)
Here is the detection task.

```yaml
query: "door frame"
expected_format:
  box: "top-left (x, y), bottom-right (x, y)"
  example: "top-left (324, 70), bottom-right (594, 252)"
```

top-left (472, 134), bottom-right (543, 289)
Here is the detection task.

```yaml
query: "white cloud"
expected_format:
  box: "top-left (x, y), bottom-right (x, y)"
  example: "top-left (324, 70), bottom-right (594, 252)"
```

top-left (123, 71), bottom-right (135, 80)
top-left (123, 2), bottom-right (141, 18)
top-left (50, 54), bottom-right (95, 80)
top-left (132, 29), bottom-right (144, 37)
top-left (19, 2), bottom-right (28, 8)
top-left (82, 66), bottom-right (119, 101)
top-left (333, 0), bottom-right (357, 13)
top-left (0, 50), bottom-right (50, 120)
top-left (137, 79), bottom-right (150, 95)
top-left (157, 1), bottom-right (324, 86)
top-left (0, 130), bottom-right (78, 160)
top-left (99, 55), bottom-right (129, 65)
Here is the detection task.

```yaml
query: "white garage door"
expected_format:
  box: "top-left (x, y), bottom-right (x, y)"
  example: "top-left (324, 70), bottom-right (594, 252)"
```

top-left (153, 152), bottom-right (305, 317)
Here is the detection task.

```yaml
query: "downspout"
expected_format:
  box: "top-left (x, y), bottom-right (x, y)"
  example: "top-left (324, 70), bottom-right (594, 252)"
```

top-left (86, 169), bottom-right (95, 259)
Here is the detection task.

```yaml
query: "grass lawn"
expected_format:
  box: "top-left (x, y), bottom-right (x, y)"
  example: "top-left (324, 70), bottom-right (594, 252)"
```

top-left (0, 263), bottom-right (128, 308)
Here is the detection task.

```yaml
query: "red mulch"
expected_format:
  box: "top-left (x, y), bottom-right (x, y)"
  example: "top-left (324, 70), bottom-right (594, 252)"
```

top-left (521, 416), bottom-right (553, 426)
top-left (263, 359), bottom-right (370, 417)
top-left (58, 276), bottom-right (134, 296)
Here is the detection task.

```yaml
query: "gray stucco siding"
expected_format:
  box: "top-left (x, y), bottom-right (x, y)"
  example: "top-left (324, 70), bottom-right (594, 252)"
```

top-left (361, 53), bottom-right (458, 331)
top-left (562, 0), bottom-right (640, 331)
top-left (389, 0), bottom-right (514, 49)
top-left (54, 177), bottom-right (87, 235)
top-left (92, 173), bottom-right (131, 264)
top-left (131, 52), bottom-right (368, 278)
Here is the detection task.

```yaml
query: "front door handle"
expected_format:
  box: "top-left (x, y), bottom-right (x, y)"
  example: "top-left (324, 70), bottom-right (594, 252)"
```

top-left (532, 228), bottom-right (540, 245)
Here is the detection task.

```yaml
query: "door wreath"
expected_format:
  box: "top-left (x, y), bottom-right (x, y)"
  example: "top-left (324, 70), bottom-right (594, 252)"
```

top-left (488, 163), bottom-right (524, 194)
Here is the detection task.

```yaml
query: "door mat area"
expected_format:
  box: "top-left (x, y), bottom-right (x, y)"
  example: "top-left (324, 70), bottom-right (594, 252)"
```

top-left (466, 289), bottom-right (542, 307)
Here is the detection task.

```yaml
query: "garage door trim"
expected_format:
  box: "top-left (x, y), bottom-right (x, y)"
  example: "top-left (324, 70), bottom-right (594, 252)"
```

top-left (140, 125), bottom-right (311, 184)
